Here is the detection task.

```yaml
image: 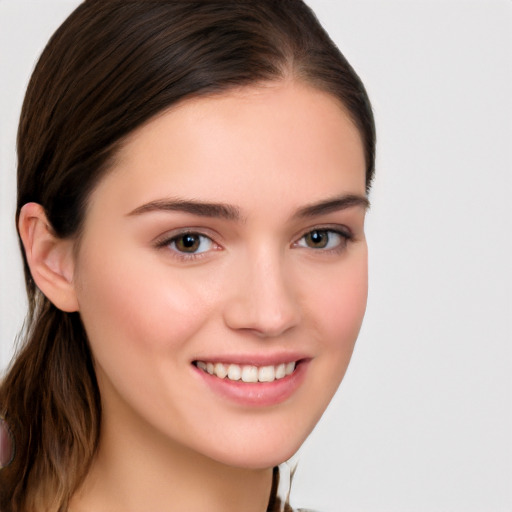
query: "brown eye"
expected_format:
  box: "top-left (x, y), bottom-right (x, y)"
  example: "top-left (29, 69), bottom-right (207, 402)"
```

top-left (297, 229), bottom-right (349, 251)
top-left (304, 230), bottom-right (330, 249)
top-left (170, 233), bottom-right (213, 254)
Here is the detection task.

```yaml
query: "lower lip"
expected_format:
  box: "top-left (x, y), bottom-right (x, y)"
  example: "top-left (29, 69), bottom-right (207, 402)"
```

top-left (193, 361), bottom-right (309, 407)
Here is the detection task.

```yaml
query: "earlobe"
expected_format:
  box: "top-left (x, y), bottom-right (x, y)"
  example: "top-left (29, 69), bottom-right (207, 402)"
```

top-left (18, 203), bottom-right (79, 312)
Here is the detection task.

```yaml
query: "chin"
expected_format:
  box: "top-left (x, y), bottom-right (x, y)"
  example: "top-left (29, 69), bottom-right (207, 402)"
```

top-left (199, 425), bottom-right (312, 470)
top-left (214, 448), bottom-right (300, 471)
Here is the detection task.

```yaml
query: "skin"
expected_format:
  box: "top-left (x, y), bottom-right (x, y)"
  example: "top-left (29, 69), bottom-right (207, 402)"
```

top-left (20, 80), bottom-right (368, 512)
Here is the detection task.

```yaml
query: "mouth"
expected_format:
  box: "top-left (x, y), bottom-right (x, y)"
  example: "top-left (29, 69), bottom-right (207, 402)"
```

top-left (192, 357), bottom-right (309, 406)
top-left (193, 360), bottom-right (297, 383)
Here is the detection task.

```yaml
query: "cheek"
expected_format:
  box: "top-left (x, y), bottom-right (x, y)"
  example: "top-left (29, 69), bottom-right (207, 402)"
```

top-left (330, 261), bottom-right (368, 347)
top-left (302, 250), bottom-right (368, 393)
top-left (73, 250), bottom-right (223, 423)
top-left (309, 251), bottom-right (368, 347)
top-left (74, 250), bottom-right (215, 362)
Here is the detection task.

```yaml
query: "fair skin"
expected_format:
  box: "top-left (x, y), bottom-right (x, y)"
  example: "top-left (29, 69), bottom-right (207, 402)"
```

top-left (19, 81), bottom-right (368, 512)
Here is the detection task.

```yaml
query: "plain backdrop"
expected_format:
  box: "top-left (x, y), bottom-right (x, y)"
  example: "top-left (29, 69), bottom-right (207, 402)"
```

top-left (0, 1), bottom-right (511, 511)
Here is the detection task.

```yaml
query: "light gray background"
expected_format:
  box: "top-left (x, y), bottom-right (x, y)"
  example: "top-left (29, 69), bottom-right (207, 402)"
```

top-left (0, 1), bottom-right (511, 511)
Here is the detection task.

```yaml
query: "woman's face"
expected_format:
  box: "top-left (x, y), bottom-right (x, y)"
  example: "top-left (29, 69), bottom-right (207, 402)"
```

top-left (73, 81), bottom-right (368, 469)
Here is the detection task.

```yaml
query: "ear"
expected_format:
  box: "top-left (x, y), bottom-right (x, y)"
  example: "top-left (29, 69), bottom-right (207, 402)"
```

top-left (18, 203), bottom-right (79, 312)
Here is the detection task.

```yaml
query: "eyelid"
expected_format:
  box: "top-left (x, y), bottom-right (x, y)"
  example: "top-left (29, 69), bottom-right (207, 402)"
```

top-left (153, 226), bottom-right (221, 246)
top-left (152, 224), bottom-right (355, 261)
top-left (153, 228), bottom-right (223, 261)
top-left (292, 225), bottom-right (354, 251)
top-left (293, 224), bottom-right (353, 241)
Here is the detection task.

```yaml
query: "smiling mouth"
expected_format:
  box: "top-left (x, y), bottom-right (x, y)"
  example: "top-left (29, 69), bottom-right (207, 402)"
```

top-left (194, 361), bottom-right (297, 383)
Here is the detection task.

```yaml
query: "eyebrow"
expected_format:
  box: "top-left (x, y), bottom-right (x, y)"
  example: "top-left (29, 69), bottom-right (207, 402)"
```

top-left (294, 194), bottom-right (370, 219)
top-left (127, 193), bottom-right (369, 222)
top-left (127, 198), bottom-right (241, 221)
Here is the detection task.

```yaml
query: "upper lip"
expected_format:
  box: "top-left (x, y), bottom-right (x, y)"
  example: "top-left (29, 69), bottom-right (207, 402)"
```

top-left (192, 352), bottom-right (310, 367)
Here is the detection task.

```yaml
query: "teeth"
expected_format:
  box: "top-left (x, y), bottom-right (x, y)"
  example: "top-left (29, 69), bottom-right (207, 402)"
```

top-left (275, 363), bottom-right (286, 379)
top-left (258, 366), bottom-right (275, 382)
top-left (227, 364), bottom-right (241, 381)
top-left (214, 363), bottom-right (228, 379)
top-left (196, 361), bottom-right (298, 382)
top-left (241, 365), bottom-right (258, 383)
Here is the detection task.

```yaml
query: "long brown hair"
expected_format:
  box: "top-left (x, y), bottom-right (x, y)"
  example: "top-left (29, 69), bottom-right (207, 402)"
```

top-left (0, 1), bottom-right (375, 510)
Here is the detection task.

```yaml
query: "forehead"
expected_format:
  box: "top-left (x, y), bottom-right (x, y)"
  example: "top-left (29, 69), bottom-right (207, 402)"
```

top-left (88, 81), bottom-right (366, 218)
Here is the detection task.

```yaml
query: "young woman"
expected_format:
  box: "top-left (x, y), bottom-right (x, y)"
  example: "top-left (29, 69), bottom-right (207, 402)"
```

top-left (0, 1), bottom-right (375, 511)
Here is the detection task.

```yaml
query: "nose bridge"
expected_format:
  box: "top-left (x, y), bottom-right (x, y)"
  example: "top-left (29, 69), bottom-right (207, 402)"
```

top-left (223, 244), bottom-right (300, 337)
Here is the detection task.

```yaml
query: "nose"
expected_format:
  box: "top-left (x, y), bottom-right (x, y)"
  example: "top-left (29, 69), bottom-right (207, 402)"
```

top-left (222, 250), bottom-right (301, 338)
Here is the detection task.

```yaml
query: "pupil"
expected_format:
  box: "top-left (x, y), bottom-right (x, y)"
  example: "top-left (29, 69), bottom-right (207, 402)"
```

top-left (308, 230), bottom-right (328, 248)
top-left (179, 234), bottom-right (199, 251)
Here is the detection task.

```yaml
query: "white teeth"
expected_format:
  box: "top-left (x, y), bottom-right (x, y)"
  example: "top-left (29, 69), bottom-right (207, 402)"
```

top-left (275, 363), bottom-right (286, 379)
top-left (285, 362), bottom-right (296, 375)
top-left (196, 360), bottom-right (298, 382)
top-left (214, 362), bottom-right (228, 379)
top-left (258, 365), bottom-right (276, 382)
top-left (227, 364), bottom-right (241, 381)
top-left (241, 365), bottom-right (259, 383)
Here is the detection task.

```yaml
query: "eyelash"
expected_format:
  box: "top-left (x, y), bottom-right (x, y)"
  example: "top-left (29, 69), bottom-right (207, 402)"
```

top-left (293, 227), bottom-right (353, 253)
top-left (154, 226), bottom-right (353, 261)
top-left (154, 231), bottom-right (219, 261)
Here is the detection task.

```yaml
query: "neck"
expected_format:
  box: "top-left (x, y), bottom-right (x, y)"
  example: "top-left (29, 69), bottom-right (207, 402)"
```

top-left (70, 382), bottom-right (274, 512)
